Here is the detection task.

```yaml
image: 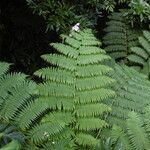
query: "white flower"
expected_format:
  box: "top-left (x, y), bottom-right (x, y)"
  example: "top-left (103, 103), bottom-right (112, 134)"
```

top-left (44, 131), bottom-right (49, 137)
top-left (72, 23), bottom-right (80, 32)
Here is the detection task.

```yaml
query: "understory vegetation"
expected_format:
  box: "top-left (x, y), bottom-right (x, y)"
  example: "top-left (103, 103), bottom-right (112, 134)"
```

top-left (0, 0), bottom-right (150, 149)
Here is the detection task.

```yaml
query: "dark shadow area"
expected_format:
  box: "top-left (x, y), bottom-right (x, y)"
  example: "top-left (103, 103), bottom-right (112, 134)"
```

top-left (0, 0), bottom-right (59, 75)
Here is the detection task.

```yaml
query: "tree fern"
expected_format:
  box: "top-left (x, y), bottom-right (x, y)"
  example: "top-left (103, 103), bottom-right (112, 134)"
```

top-left (34, 29), bottom-right (116, 148)
top-left (128, 30), bottom-right (150, 77)
top-left (103, 12), bottom-right (139, 60)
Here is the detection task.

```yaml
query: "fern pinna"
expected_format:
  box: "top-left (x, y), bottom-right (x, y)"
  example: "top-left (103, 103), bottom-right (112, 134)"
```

top-left (103, 12), bottom-right (139, 60)
top-left (128, 30), bottom-right (150, 77)
top-left (34, 29), bottom-right (116, 148)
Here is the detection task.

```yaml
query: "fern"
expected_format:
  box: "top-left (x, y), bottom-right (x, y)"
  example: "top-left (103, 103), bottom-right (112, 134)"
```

top-left (103, 12), bottom-right (139, 60)
top-left (111, 111), bottom-right (150, 150)
top-left (34, 29), bottom-right (116, 148)
top-left (128, 30), bottom-right (150, 76)
top-left (0, 62), bottom-right (68, 149)
top-left (105, 64), bottom-right (150, 129)
top-left (101, 63), bottom-right (150, 149)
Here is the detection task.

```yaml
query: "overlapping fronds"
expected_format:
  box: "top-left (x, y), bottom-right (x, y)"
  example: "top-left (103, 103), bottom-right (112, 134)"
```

top-left (0, 62), bottom-right (64, 149)
top-left (111, 111), bottom-right (150, 150)
top-left (128, 30), bottom-right (150, 76)
top-left (103, 12), bottom-right (139, 60)
top-left (105, 64), bottom-right (150, 129)
top-left (100, 63), bottom-right (150, 150)
top-left (34, 29), bottom-right (116, 148)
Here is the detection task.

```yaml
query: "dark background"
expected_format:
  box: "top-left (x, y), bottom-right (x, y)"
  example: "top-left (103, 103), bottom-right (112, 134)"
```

top-left (0, 0), bottom-right (60, 74)
top-left (0, 0), bottom-right (110, 75)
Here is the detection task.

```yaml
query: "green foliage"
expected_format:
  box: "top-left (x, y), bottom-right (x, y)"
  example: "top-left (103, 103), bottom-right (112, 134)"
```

top-left (124, 0), bottom-right (150, 24)
top-left (0, 62), bottom-right (39, 147)
top-left (101, 64), bottom-right (150, 150)
top-left (26, 0), bottom-right (135, 33)
top-left (111, 111), bottom-right (150, 150)
top-left (34, 29), bottom-right (116, 148)
top-left (26, 0), bottom-right (99, 33)
top-left (0, 140), bottom-right (21, 150)
top-left (102, 0), bottom-right (130, 12)
top-left (0, 62), bottom-right (70, 149)
top-left (105, 64), bottom-right (150, 128)
top-left (26, 0), bottom-right (86, 33)
top-left (128, 30), bottom-right (150, 76)
top-left (103, 12), bottom-right (139, 60)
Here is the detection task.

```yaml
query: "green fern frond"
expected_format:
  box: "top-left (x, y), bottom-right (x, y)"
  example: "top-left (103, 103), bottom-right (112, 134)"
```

top-left (111, 125), bottom-right (132, 150)
top-left (144, 106), bottom-right (150, 134)
top-left (75, 133), bottom-right (99, 147)
top-left (103, 12), bottom-right (139, 60)
top-left (139, 36), bottom-right (150, 54)
top-left (127, 112), bottom-right (150, 150)
top-left (0, 73), bottom-right (27, 100)
top-left (33, 96), bottom-right (75, 111)
top-left (79, 46), bottom-right (105, 54)
top-left (105, 45), bottom-right (126, 52)
top-left (37, 82), bottom-right (75, 98)
top-left (75, 118), bottom-right (108, 131)
top-left (62, 35), bottom-right (81, 48)
top-left (51, 43), bottom-right (78, 59)
top-left (34, 67), bottom-right (74, 84)
top-left (127, 54), bottom-right (145, 65)
top-left (0, 81), bottom-right (36, 121)
top-left (41, 54), bottom-right (76, 71)
top-left (75, 104), bottom-right (111, 117)
top-left (0, 62), bottom-right (10, 76)
top-left (127, 30), bottom-right (150, 76)
top-left (75, 88), bottom-right (115, 104)
top-left (130, 47), bottom-right (148, 59)
top-left (15, 99), bottom-right (49, 130)
top-left (109, 52), bottom-right (127, 59)
top-left (28, 112), bottom-right (74, 144)
top-left (76, 76), bottom-right (115, 91)
top-left (143, 30), bottom-right (150, 42)
top-left (77, 54), bottom-right (111, 65)
top-left (76, 64), bottom-right (113, 77)
top-left (34, 29), bottom-right (116, 148)
top-left (104, 64), bottom-right (150, 130)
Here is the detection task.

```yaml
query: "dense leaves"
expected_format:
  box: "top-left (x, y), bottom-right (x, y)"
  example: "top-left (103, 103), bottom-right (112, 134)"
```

top-left (0, 0), bottom-right (150, 149)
